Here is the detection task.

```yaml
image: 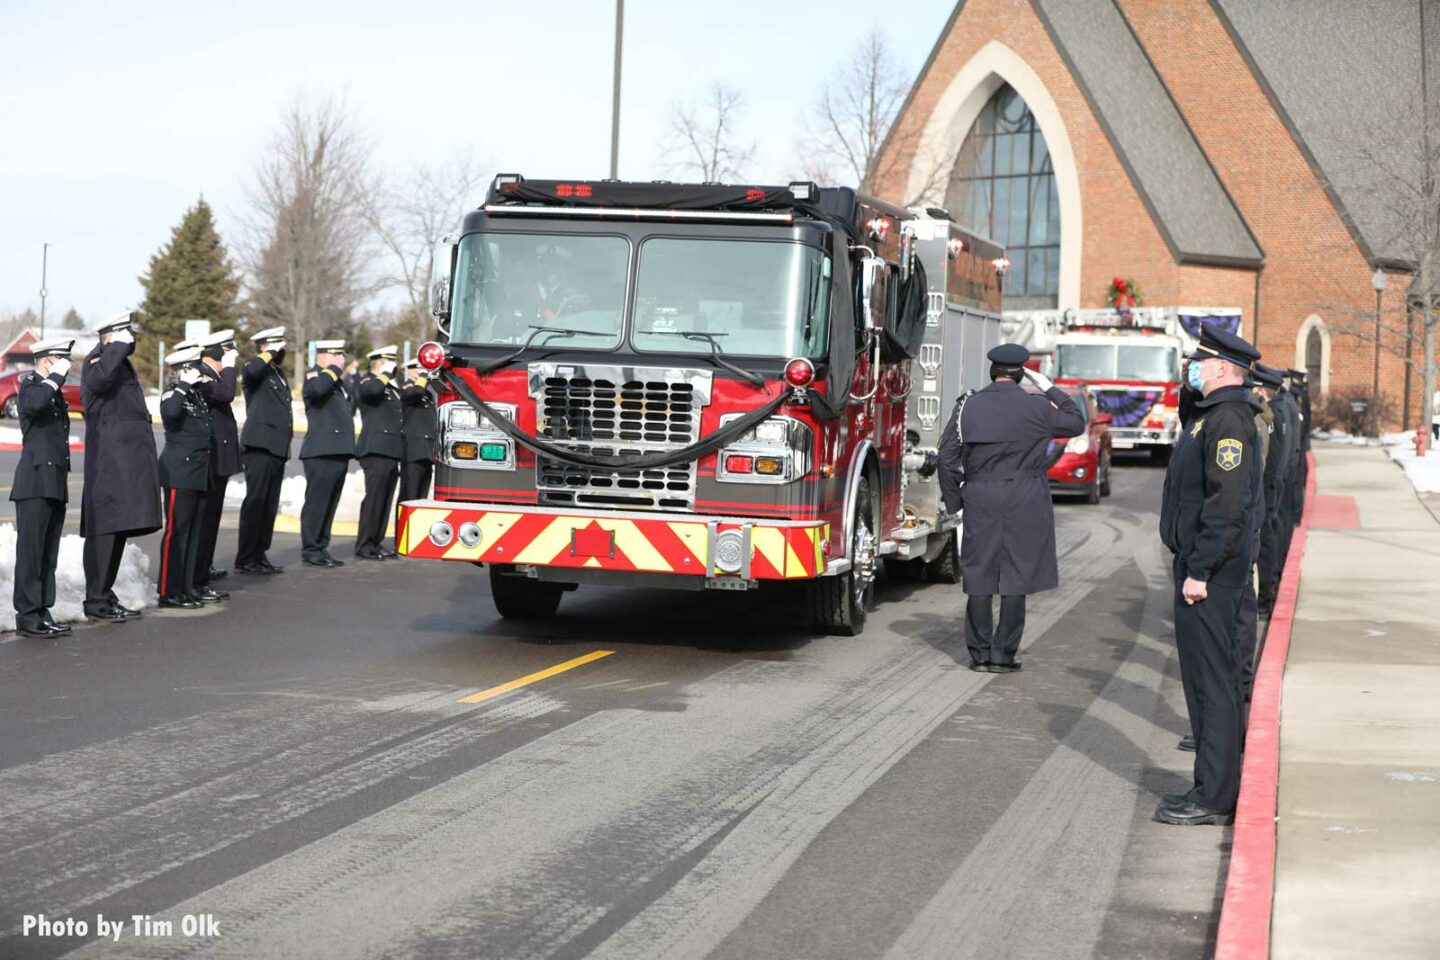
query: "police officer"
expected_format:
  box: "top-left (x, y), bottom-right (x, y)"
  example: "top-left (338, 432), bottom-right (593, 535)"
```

top-left (355, 345), bottom-right (403, 560)
top-left (938, 343), bottom-right (1085, 673)
top-left (397, 358), bottom-right (438, 528)
top-left (1231, 365), bottom-right (1281, 715)
top-left (81, 310), bottom-right (161, 622)
top-left (300, 339), bottom-right (355, 568)
top-left (11, 338), bottom-right (75, 638)
top-left (235, 327), bottom-right (293, 575)
top-left (1285, 369), bottom-right (1311, 526)
top-left (157, 347), bottom-right (215, 609)
top-left (1256, 364), bottom-right (1296, 616)
top-left (1156, 326), bottom-right (1264, 826)
top-left (193, 329), bottom-right (240, 596)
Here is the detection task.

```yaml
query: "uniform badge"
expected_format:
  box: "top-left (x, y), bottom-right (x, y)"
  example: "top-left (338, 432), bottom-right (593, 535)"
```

top-left (1190, 418), bottom-right (1204, 439)
top-left (1216, 438), bottom-right (1243, 471)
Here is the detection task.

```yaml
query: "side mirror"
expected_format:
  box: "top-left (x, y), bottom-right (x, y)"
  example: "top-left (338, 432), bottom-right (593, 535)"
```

top-left (1096, 413), bottom-right (1113, 425)
top-left (429, 235), bottom-right (458, 323)
top-left (859, 256), bottom-right (887, 333)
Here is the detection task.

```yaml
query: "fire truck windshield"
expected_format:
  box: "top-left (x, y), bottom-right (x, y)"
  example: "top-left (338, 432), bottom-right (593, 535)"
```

top-left (1057, 343), bottom-right (1178, 382)
top-left (632, 238), bottom-right (830, 358)
top-left (450, 233), bottom-right (629, 348)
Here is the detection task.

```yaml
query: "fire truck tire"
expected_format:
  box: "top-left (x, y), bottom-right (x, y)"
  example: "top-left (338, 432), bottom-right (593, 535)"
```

top-left (924, 530), bottom-right (962, 584)
top-left (810, 476), bottom-right (876, 636)
top-left (488, 566), bottom-right (563, 619)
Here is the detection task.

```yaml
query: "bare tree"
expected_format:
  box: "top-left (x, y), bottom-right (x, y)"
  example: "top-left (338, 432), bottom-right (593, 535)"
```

top-left (243, 94), bottom-right (379, 382)
top-left (361, 155), bottom-right (487, 347)
top-left (1314, 98), bottom-right (1440, 438)
top-left (664, 83), bottom-right (757, 182)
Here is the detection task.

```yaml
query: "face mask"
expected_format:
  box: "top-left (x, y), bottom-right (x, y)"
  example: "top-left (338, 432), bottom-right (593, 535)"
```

top-left (179, 368), bottom-right (203, 385)
top-left (270, 346), bottom-right (287, 364)
top-left (1186, 361), bottom-right (1207, 393)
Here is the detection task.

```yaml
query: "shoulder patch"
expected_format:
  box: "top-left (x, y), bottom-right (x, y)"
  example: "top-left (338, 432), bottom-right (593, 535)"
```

top-left (1217, 438), bottom-right (1244, 471)
top-left (89, 357), bottom-right (101, 364)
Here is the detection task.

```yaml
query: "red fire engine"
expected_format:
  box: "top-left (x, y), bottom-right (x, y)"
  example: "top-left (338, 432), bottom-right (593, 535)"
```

top-left (398, 175), bottom-right (1006, 635)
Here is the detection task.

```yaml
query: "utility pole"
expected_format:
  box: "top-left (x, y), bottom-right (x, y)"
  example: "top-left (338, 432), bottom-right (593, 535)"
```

top-left (39, 243), bottom-right (49, 336)
top-left (609, 0), bottom-right (623, 179)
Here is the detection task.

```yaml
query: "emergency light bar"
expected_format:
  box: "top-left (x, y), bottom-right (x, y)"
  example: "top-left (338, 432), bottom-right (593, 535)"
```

top-left (485, 174), bottom-right (806, 216)
top-left (482, 204), bottom-right (794, 223)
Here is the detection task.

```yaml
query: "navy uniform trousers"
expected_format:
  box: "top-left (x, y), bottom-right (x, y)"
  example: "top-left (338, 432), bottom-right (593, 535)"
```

top-left (1174, 556), bottom-right (1244, 813)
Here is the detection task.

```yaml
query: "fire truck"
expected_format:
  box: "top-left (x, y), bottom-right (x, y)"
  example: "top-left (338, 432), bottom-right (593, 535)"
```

top-left (1005, 306), bottom-right (1242, 459)
top-left (398, 175), bottom-right (1006, 635)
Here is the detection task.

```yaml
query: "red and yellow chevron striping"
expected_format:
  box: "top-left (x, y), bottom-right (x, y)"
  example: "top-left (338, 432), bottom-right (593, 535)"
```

top-left (398, 503), bottom-right (828, 580)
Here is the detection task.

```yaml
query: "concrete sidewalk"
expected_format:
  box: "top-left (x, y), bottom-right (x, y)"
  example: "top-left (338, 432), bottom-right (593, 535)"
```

top-left (1272, 444), bottom-right (1440, 958)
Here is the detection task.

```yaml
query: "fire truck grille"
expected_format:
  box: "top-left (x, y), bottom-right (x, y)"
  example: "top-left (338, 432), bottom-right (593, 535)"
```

top-left (534, 374), bottom-right (703, 512)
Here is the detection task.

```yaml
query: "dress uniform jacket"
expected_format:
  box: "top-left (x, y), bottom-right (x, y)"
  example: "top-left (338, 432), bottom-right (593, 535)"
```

top-left (1263, 393), bottom-right (1294, 513)
top-left (1160, 385), bottom-right (1264, 588)
top-left (943, 379), bottom-right (1085, 595)
top-left (159, 383), bottom-right (213, 491)
top-left (356, 373), bottom-right (405, 459)
top-left (401, 381), bottom-right (438, 462)
top-left (198, 366), bottom-right (241, 477)
top-left (300, 367), bottom-right (356, 459)
top-left (12, 371), bottom-right (71, 502)
top-left (80, 341), bottom-right (161, 537)
top-left (240, 356), bottom-right (294, 457)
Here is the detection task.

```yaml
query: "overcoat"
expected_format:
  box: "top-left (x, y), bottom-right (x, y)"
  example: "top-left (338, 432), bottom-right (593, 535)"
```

top-left (158, 381), bottom-right (214, 492)
top-left (356, 372), bottom-right (405, 459)
top-left (942, 378), bottom-right (1085, 596)
top-left (240, 355), bottom-right (294, 458)
top-left (11, 370), bottom-right (70, 502)
top-left (80, 341), bottom-right (161, 537)
top-left (300, 366), bottom-right (356, 459)
top-left (400, 380), bottom-right (438, 462)
top-left (197, 365), bottom-right (241, 478)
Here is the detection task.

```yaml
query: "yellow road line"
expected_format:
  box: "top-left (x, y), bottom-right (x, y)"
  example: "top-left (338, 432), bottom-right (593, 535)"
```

top-left (458, 650), bottom-right (616, 704)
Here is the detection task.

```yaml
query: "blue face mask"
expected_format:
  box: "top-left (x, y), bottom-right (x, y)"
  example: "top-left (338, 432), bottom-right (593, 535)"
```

top-left (1186, 361), bottom-right (1207, 392)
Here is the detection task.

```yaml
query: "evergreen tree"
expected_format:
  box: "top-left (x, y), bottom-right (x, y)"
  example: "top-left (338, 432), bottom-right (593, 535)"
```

top-left (136, 199), bottom-right (240, 383)
top-left (60, 307), bottom-right (84, 330)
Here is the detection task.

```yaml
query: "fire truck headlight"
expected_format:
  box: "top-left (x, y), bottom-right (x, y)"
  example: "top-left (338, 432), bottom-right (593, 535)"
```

top-left (457, 522), bottom-right (482, 548)
top-left (429, 520), bottom-right (455, 547)
top-left (715, 530), bottom-right (745, 574)
top-left (753, 419), bottom-right (790, 445)
top-left (448, 407), bottom-right (480, 430)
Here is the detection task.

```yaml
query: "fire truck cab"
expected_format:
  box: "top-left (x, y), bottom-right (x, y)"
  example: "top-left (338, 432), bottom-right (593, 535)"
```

top-left (398, 175), bottom-right (1006, 636)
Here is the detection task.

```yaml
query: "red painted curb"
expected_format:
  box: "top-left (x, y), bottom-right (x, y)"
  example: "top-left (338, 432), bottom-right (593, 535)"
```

top-left (1214, 450), bottom-right (1317, 960)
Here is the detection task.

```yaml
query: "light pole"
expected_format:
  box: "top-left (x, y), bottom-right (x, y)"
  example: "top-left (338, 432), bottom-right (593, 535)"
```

top-left (1371, 268), bottom-right (1387, 438)
top-left (608, 0), bottom-right (623, 179)
top-left (39, 243), bottom-right (50, 336)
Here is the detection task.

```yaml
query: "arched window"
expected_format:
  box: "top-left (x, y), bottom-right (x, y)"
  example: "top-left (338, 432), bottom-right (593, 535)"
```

top-left (1305, 327), bottom-right (1323, 398)
top-left (945, 84), bottom-right (1060, 309)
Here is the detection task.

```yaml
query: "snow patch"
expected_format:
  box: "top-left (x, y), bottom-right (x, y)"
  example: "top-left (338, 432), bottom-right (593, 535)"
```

top-left (1385, 439), bottom-right (1440, 494)
top-left (223, 466), bottom-right (368, 522)
top-left (0, 523), bottom-right (156, 632)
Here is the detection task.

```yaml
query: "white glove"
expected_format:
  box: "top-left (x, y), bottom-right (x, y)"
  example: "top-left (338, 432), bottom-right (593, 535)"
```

top-left (110, 329), bottom-right (135, 345)
top-left (49, 358), bottom-right (72, 379)
top-left (222, 350), bottom-right (239, 368)
top-left (1024, 368), bottom-right (1055, 392)
top-left (269, 341), bottom-right (287, 353)
top-left (383, 360), bottom-right (398, 376)
top-left (179, 368), bottom-right (203, 385)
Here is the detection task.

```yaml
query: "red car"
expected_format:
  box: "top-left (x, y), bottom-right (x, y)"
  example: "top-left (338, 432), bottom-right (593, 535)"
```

top-left (1046, 385), bottom-right (1113, 504)
top-left (0, 367), bottom-right (83, 419)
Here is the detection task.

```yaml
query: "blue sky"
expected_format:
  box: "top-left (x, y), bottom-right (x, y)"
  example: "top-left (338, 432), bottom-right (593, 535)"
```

top-left (0, 0), bottom-right (957, 325)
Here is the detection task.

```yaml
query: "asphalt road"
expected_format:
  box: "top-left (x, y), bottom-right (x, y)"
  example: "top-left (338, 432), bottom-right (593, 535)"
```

top-left (0, 451), bottom-right (1231, 960)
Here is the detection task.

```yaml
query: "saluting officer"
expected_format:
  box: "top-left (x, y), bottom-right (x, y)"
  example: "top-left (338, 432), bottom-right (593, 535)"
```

top-left (11, 338), bottom-right (75, 638)
top-left (355, 345), bottom-right (403, 561)
top-left (193, 329), bottom-right (240, 595)
top-left (157, 347), bottom-right (216, 609)
top-left (1256, 364), bottom-right (1296, 616)
top-left (235, 327), bottom-right (293, 575)
top-left (1156, 326), bottom-right (1264, 826)
top-left (938, 343), bottom-right (1085, 673)
top-left (300, 339), bottom-right (355, 568)
top-left (397, 358), bottom-right (438, 528)
top-left (81, 311), bottom-right (161, 623)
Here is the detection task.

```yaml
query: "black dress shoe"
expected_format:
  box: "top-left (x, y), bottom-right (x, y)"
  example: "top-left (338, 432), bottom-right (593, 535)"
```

top-left (969, 661), bottom-right (992, 672)
top-left (85, 604), bottom-right (128, 622)
top-left (18, 621), bottom-right (65, 639)
top-left (378, 549), bottom-right (399, 559)
top-left (1162, 791), bottom-right (1191, 806)
top-left (990, 662), bottom-right (1023, 673)
top-left (1153, 800), bottom-right (1234, 826)
top-left (1178, 734), bottom-right (1197, 752)
top-left (236, 562), bottom-right (272, 575)
top-left (195, 588), bottom-right (229, 603)
top-left (114, 603), bottom-right (142, 618)
top-left (40, 613), bottom-right (72, 634)
top-left (303, 556), bottom-right (341, 568)
top-left (207, 566), bottom-right (228, 580)
top-left (259, 559), bottom-right (285, 574)
top-left (321, 554), bottom-right (346, 567)
top-left (356, 550), bottom-right (387, 561)
top-left (158, 596), bottom-right (203, 610)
